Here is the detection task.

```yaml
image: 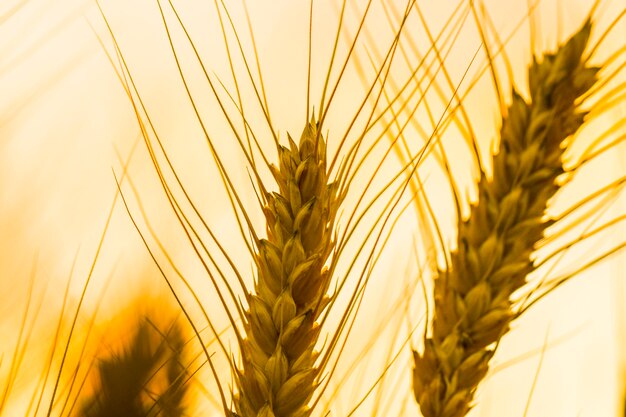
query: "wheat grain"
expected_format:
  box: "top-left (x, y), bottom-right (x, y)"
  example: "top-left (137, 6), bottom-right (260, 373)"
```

top-left (233, 118), bottom-right (338, 417)
top-left (412, 20), bottom-right (599, 417)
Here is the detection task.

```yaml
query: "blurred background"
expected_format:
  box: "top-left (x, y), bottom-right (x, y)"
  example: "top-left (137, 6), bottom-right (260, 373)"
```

top-left (0, 0), bottom-right (624, 415)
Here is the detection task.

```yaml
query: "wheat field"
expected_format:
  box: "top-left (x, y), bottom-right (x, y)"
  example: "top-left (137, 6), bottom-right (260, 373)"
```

top-left (0, 0), bottom-right (625, 416)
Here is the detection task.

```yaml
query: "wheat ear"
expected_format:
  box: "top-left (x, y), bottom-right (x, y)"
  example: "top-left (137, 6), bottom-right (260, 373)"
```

top-left (234, 118), bottom-right (338, 417)
top-left (412, 21), bottom-right (599, 417)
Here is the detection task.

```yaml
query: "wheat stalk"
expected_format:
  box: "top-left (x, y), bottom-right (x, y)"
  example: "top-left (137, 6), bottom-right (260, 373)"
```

top-left (412, 20), bottom-right (599, 417)
top-left (233, 119), bottom-right (338, 417)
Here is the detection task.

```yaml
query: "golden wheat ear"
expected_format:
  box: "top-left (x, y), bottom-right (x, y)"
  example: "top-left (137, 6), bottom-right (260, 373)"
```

top-left (412, 20), bottom-right (600, 417)
top-left (232, 117), bottom-right (338, 417)
top-left (80, 317), bottom-right (188, 417)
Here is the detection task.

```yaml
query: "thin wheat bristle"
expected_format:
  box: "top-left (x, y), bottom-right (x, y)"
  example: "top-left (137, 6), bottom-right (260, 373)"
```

top-left (412, 20), bottom-right (599, 417)
top-left (233, 118), bottom-right (339, 417)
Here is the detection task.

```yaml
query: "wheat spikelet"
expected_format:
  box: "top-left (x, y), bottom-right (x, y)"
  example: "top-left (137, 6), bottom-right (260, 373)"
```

top-left (412, 20), bottom-right (599, 417)
top-left (233, 118), bottom-right (338, 417)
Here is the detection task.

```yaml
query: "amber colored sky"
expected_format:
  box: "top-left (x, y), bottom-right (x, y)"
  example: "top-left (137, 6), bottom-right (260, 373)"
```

top-left (0, 0), bottom-right (625, 416)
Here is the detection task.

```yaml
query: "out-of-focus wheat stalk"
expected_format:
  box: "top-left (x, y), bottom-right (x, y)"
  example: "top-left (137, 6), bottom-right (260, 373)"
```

top-left (81, 316), bottom-right (187, 417)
